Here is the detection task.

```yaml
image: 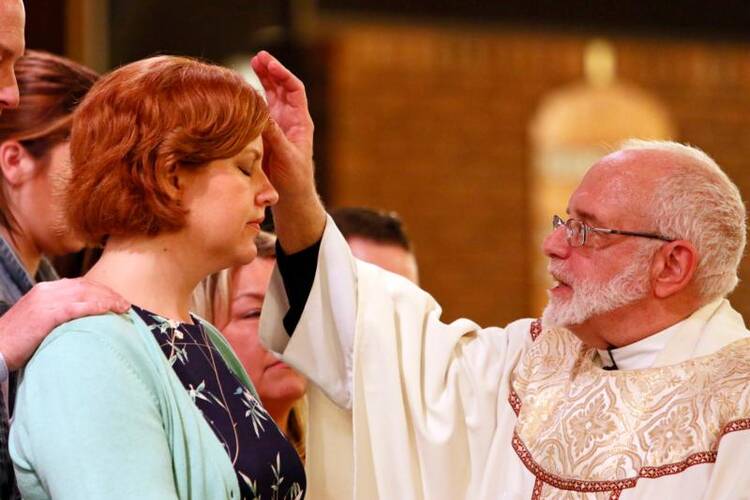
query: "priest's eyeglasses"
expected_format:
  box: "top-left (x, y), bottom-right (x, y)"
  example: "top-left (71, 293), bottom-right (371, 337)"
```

top-left (552, 215), bottom-right (675, 248)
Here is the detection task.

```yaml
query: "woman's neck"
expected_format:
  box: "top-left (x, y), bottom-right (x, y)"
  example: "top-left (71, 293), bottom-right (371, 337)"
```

top-left (0, 225), bottom-right (41, 276)
top-left (86, 234), bottom-right (207, 323)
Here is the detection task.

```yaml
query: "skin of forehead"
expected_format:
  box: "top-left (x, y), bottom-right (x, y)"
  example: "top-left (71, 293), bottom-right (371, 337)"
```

top-left (232, 256), bottom-right (275, 301)
top-left (347, 236), bottom-right (418, 282)
top-left (0, 0), bottom-right (24, 51)
top-left (239, 137), bottom-right (263, 158)
top-left (572, 149), bottom-right (676, 227)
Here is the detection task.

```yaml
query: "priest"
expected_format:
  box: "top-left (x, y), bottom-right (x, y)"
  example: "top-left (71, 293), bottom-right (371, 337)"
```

top-left (252, 50), bottom-right (750, 499)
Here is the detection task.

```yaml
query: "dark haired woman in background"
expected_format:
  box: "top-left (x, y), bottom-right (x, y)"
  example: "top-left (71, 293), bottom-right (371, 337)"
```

top-left (0, 50), bottom-right (98, 291)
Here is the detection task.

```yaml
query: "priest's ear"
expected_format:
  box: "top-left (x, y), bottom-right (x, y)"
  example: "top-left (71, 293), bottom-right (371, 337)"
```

top-left (0, 140), bottom-right (40, 187)
top-left (650, 240), bottom-right (698, 298)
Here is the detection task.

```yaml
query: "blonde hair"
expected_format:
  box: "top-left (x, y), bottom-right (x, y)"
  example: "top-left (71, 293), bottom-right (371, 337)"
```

top-left (191, 230), bottom-right (306, 460)
top-left (192, 230), bottom-right (277, 321)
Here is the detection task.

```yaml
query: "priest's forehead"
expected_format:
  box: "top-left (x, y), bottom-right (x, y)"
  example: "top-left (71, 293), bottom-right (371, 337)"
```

top-left (568, 150), bottom-right (668, 228)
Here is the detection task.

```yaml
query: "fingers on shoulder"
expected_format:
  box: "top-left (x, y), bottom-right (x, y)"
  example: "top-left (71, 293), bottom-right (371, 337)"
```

top-left (32, 278), bottom-right (129, 312)
top-left (55, 301), bottom-right (123, 325)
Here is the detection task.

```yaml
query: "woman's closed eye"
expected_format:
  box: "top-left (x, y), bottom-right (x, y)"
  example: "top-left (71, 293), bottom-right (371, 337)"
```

top-left (239, 308), bottom-right (262, 320)
top-left (238, 164), bottom-right (253, 177)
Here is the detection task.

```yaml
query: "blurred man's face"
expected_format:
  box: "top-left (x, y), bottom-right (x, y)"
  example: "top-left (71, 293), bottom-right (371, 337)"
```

top-left (0, 0), bottom-right (25, 113)
top-left (348, 236), bottom-right (419, 284)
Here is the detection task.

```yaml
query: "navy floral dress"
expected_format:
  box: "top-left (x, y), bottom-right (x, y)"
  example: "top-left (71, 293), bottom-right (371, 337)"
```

top-left (133, 306), bottom-right (306, 500)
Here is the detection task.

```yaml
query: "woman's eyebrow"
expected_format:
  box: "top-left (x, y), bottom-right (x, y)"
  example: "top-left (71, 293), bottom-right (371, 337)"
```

top-left (232, 292), bottom-right (264, 303)
top-left (238, 149), bottom-right (261, 162)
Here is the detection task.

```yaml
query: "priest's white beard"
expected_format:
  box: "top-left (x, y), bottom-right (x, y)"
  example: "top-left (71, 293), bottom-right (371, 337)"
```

top-left (542, 244), bottom-right (656, 328)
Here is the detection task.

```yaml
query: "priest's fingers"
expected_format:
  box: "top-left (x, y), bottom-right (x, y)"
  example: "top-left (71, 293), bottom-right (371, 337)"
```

top-left (252, 51), bottom-right (309, 109)
top-left (264, 120), bottom-right (296, 165)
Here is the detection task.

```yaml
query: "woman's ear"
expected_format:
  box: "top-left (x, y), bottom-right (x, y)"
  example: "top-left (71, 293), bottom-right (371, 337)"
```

top-left (172, 164), bottom-right (193, 193)
top-left (650, 240), bottom-right (698, 298)
top-left (0, 141), bottom-right (38, 187)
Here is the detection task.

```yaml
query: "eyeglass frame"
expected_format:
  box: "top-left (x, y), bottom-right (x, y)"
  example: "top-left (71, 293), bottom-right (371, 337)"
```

top-left (552, 215), bottom-right (675, 248)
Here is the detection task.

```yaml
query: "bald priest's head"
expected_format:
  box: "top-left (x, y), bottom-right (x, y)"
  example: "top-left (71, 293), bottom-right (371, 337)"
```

top-left (541, 140), bottom-right (746, 349)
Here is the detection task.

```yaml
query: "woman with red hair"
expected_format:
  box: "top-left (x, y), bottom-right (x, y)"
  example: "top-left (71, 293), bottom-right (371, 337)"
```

top-left (9, 55), bottom-right (305, 500)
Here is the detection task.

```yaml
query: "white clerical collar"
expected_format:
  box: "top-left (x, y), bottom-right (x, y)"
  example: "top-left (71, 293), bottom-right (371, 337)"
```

top-left (594, 299), bottom-right (743, 371)
top-left (596, 325), bottom-right (677, 371)
top-left (595, 299), bottom-right (727, 370)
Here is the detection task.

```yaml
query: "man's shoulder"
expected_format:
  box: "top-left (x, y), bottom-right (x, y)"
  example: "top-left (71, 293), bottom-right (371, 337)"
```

top-left (0, 298), bottom-right (13, 317)
top-left (503, 317), bottom-right (541, 343)
top-left (0, 282), bottom-right (19, 317)
top-left (460, 317), bottom-right (539, 357)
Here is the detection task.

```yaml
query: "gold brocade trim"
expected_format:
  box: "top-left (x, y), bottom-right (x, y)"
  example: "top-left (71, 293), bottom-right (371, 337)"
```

top-left (513, 430), bottom-right (636, 492)
top-left (509, 323), bottom-right (750, 497)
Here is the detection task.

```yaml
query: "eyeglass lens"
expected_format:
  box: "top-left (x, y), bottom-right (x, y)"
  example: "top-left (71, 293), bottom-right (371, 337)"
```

top-left (552, 216), bottom-right (585, 247)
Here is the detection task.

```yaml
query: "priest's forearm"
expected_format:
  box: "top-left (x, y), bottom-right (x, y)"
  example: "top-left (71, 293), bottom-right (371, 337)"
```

top-left (273, 191), bottom-right (327, 255)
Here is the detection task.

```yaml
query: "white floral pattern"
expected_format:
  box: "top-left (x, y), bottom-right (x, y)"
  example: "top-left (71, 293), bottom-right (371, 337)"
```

top-left (136, 306), bottom-right (306, 499)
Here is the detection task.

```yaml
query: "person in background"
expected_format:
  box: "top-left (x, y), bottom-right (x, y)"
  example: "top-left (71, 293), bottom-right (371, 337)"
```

top-left (193, 231), bottom-right (308, 460)
top-left (0, 5), bottom-right (127, 398)
top-left (330, 206), bottom-right (419, 284)
top-left (0, 47), bottom-right (129, 498)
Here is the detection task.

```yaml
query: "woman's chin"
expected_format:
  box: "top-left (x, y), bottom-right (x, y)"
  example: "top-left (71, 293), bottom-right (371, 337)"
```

top-left (241, 243), bottom-right (259, 262)
top-left (227, 245), bottom-right (258, 268)
top-left (261, 379), bottom-right (307, 404)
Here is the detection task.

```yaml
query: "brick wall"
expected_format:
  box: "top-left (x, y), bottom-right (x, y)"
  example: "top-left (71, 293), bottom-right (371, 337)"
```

top-left (320, 20), bottom-right (750, 326)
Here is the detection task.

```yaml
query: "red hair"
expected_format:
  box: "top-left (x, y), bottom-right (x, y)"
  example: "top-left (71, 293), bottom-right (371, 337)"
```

top-left (67, 55), bottom-right (269, 244)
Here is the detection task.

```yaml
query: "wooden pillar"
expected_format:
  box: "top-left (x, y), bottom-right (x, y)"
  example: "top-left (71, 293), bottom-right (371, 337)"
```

top-left (66, 0), bottom-right (109, 71)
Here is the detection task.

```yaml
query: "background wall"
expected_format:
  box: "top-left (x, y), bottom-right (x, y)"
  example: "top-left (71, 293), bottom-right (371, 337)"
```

top-left (22, 1), bottom-right (750, 326)
top-left (319, 21), bottom-right (750, 325)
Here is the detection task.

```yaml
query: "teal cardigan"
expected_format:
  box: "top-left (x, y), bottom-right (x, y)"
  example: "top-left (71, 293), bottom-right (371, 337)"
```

top-left (9, 309), bottom-right (258, 499)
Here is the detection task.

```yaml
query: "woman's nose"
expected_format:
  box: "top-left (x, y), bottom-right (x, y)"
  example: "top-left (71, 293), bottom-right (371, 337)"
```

top-left (256, 170), bottom-right (279, 207)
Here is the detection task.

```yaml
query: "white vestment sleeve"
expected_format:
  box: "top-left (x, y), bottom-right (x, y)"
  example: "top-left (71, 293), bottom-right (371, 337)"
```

top-left (260, 216), bottom-right (536, 499)
top-left (701, 430), bottom-right (750, 499)
top-left (260, 216), bottom-right (358, 409)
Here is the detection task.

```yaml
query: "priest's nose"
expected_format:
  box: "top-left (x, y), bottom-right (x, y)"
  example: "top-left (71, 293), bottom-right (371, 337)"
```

top-left (543, 225), bottom-right (571, 260)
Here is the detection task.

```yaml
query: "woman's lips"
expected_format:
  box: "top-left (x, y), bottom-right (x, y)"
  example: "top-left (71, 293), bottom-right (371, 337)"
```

top-left (246, 217), bottom-right (264, 231)
top-left (266, 360), bottom-right (288, 370)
